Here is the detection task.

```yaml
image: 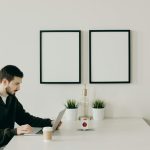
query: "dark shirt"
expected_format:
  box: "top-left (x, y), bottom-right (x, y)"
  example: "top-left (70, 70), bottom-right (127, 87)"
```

top-left (0, 95), bottom-right (52, 147)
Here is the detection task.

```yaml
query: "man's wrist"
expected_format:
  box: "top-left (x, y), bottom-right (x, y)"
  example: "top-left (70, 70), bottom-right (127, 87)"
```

top-left (11, 128), bottom-right (17, 135)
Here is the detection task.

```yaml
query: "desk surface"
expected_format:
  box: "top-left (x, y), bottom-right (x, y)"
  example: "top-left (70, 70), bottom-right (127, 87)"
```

top-left (5, 118), bottom-right (150, 150)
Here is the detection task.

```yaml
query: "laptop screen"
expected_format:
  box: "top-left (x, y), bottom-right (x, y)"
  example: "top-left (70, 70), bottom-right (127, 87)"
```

top-left (52, 109), bottom-right (66, 132)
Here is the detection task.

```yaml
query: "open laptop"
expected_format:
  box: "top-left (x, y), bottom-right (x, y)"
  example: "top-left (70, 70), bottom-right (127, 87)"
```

top-left (25, 109), bottom-right (66, 135)
top-left (52, 109), bottom-right (66, 132)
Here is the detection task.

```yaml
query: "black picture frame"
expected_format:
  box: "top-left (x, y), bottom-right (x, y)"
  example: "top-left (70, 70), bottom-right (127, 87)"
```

top-left (89, 30), bottom-right (130, 83)
top-left (40, 30), bottom-right (81, 84)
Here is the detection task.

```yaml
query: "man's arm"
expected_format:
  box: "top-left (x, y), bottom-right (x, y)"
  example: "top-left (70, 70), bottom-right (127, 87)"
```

top-left (0, 128), bottom-right (17, 147)
top-left (15, 99), bottom-right (52, 127)
top-left (0, 125), bottom-right (33, 147)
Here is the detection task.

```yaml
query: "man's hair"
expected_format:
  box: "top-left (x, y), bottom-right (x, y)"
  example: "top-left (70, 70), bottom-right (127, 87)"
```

top-left (0, 65), bottom-right (24, 82)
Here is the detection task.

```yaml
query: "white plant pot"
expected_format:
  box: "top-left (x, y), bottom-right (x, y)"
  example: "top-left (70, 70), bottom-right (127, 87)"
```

top-left (65, 108), bottom-right (78, 121)
top-left (92, 108), bottom-right (104, 121)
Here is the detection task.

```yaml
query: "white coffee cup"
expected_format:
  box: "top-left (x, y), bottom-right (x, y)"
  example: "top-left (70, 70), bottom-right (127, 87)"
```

top-left (42, 127), bottom-right (53, 141)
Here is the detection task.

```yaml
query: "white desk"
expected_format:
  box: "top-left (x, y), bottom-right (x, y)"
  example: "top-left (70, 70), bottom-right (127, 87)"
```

top-left (5, 118), bottom-right (150, 150)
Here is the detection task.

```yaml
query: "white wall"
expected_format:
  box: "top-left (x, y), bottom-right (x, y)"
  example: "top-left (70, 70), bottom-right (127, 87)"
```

top-left (0, 0), bottom-right (150, 123)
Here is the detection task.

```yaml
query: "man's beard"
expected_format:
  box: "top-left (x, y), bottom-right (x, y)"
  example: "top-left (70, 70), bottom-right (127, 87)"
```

top-left (6, 86), bottom-right (16, 95)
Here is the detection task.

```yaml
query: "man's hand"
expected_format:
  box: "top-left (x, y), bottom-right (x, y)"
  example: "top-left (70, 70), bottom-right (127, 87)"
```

top-left (17, 124), bottom-right (33, 135)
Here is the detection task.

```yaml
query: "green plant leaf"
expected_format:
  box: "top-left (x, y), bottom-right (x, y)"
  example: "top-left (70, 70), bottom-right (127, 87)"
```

top-left (65, 99), bottom-right (78, 109)
top-left (92, 99), bottom-right (105, 108)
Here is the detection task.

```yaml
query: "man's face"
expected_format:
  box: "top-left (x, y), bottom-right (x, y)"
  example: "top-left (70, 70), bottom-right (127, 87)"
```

top-left (6, 76), bottom-right (22, 95)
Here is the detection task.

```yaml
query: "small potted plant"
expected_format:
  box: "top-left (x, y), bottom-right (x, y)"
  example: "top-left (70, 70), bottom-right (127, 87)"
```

top-left (92, 99), bottom-right (105, 121)
top-left (64, 99), bottom-right (78, 121)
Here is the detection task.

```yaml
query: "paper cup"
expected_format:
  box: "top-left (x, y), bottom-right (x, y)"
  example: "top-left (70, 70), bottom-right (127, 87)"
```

top-left (43, 127), bottom-right (53, 141)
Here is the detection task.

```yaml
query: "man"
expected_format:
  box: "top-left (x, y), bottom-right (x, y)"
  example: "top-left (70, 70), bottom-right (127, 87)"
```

top-left (0, 65), bottom-right (56, 147)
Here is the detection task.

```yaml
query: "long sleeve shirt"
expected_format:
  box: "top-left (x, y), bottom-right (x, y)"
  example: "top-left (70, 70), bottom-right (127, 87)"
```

top-left (0, 95), bottom-right (52, 147)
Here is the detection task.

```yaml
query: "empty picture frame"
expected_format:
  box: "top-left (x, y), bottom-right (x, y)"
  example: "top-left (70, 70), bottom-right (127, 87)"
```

top-left (89, 30), bottom-right (130, 83)
top-left (40, 30), bottom-right (81, 84)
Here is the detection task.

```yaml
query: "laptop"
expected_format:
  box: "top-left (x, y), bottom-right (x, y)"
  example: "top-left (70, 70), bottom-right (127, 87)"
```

top-left (52, 109), bottom-right (66, 132)
top-left (24, 109), bottom-right (66, 135)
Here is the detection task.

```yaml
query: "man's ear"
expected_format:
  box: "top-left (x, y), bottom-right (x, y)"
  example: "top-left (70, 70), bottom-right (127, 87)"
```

top-left (2, 78), bottom-right (9, 87)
